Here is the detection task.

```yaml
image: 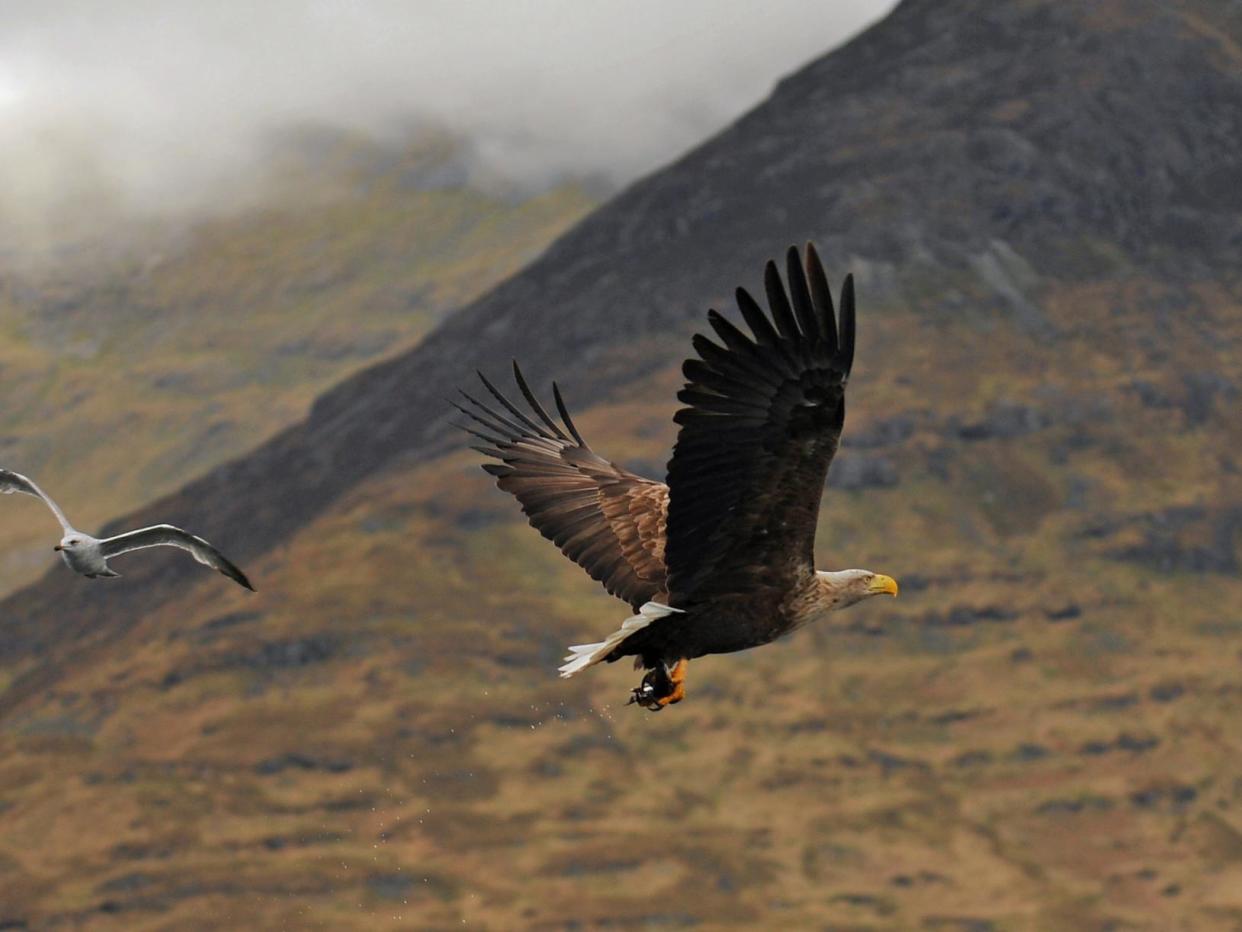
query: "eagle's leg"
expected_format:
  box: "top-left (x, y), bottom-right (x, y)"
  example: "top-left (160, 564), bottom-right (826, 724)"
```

top-left (658, 659), bottom-right (688, 707)
top-left (628, 659), bottom-right (688, 711)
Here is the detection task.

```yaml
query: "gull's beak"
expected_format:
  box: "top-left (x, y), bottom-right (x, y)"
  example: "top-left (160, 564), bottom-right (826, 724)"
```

top-left (869, 574), bottom-right (899, 597)
top-left (52, 545), bottom-right (61, 551)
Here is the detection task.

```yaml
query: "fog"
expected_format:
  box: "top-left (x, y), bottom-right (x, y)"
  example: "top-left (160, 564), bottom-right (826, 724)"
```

top-left (0, 0), bottom-right (897, 233)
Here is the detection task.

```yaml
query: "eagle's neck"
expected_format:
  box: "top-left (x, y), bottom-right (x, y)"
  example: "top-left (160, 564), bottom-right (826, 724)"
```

top-left (787, 571), bottom-right (861, 630)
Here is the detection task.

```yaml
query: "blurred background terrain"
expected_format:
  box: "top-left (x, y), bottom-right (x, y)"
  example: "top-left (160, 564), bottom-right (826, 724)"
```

top-left (2, 0), bottom-right (1242, 928)
top-left (0, 128), bottom-right (596, 595)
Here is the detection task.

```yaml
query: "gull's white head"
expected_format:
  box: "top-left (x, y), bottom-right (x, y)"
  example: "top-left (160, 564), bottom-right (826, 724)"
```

top-left (53, 534), bottom-right (84, 553)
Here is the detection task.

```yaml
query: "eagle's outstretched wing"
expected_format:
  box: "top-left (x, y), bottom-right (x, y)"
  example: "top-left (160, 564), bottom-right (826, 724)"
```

top-left (663, 244), bottom-right (855, 604)
top-left (456, 364), bottom-right (668, 610)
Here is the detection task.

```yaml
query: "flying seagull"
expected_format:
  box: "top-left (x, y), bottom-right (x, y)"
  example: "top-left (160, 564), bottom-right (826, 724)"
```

top-left (456, 244), bottom-right (896, 710)
top-left (0, 468), bottom-right (254, 591)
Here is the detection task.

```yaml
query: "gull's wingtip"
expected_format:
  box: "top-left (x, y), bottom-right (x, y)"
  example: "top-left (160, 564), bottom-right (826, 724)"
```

top-left (220, 565), bottom-right (256, 592)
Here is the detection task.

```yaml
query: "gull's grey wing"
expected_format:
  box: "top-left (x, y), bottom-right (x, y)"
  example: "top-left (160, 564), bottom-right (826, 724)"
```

top-left (0, 467), bottom-right (73, 532)
top-left (99, 524), bottom-right (255, 591)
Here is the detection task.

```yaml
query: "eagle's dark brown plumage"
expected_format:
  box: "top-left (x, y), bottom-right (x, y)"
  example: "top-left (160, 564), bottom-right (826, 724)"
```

top-left (457, 244), bottom-right (897, 710)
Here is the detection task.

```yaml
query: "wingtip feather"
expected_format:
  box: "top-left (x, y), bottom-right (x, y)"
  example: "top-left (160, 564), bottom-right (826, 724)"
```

top-left (764, 258), bottom-right (799, 340)
top-left (839, 273), bottom-right (856, 372)
top-left (221, 564), bottom-right (255, 591)
top-left (477, 368), bottom-right (553, 439)
top-left (511, 362), bottom-right (570, 441)
top-left (552, 382), bottom-right (586, 447)
top-left (804, 242), bottom-right (837, 352)
top-left (786, 243), bottom-right (819, 340)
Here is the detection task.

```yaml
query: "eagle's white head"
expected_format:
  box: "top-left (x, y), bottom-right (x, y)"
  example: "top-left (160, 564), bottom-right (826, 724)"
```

top-left (816, 569), bottom-right (899, 610)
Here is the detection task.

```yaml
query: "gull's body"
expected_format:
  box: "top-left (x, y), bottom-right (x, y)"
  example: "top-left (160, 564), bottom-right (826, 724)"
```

top-left (0, 468), bottom-right (254, 591)
top-left (54, 532), bottom-right (119, 578)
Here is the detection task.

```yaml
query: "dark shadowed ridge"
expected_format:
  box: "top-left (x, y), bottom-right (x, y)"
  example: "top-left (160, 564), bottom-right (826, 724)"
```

top-left (3, 0), bottom-right (1242, 687)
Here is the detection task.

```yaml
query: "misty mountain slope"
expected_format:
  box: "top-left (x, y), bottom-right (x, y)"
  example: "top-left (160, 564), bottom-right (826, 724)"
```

top-left (0, 132), bottom-right (594, 597)
top-left (2, 0), bottom-right (1242, 927)
top-left (5, 0), bottom-right (1241, 666)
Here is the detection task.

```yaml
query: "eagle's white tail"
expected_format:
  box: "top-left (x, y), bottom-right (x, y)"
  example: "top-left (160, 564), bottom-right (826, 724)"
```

top-left (558, 601), bottom-right (683, 678)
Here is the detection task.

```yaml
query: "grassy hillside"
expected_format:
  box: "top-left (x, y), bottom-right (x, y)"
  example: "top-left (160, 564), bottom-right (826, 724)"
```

top-left (3, 1), bottom-right (1242, 928)
top-left (0, 133), bottom-right (595, 596)
top-left (1, 274), bottom-right (1239, 929)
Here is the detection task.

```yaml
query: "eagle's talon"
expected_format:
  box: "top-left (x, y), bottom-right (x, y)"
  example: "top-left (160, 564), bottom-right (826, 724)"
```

top-left (628, 660), bottom-right (686, 711)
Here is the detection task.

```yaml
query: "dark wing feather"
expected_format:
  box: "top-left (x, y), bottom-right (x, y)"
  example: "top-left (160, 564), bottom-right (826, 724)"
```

top-left (457, 363), bottom-right (668, 610)
top-left (663, 243), bottom-right (855, 604)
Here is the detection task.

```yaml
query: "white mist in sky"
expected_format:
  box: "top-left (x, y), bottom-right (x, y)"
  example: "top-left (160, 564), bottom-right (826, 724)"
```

top-left (0, 1), bottom-right (897, 230)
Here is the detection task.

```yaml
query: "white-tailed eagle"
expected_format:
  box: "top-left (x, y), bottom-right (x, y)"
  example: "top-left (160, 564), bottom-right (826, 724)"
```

top-left (457, 244), bottom-right (896, 710)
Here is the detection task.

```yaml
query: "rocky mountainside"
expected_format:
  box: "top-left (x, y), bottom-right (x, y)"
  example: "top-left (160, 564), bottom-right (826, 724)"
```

top-left (1, 0), bottom-right (1241, 928)
top-left (5, 0), bottom-right (1241, 665)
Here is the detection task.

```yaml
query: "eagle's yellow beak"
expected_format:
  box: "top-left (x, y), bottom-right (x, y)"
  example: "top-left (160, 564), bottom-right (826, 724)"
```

top-left (869, 574), bottom-right (899, 597)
